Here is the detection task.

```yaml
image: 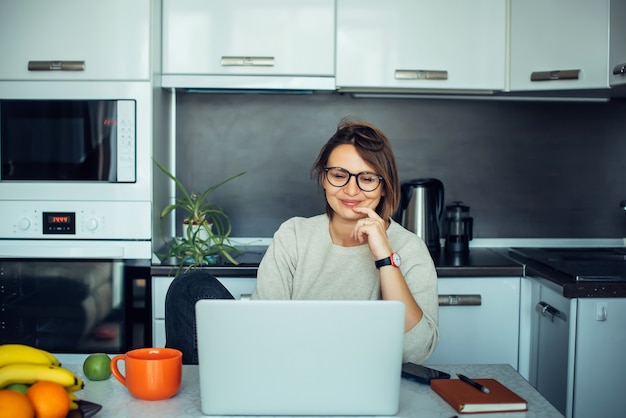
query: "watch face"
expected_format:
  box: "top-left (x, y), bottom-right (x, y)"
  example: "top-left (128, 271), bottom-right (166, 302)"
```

top-left (391, 252), bottom-right (401, 267)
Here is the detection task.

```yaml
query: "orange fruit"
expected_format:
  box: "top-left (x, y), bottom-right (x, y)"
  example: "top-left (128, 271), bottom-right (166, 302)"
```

top-left (0, 389), bottom-right (35, 418)
top-left (25, 381), bottom-right (70, 418)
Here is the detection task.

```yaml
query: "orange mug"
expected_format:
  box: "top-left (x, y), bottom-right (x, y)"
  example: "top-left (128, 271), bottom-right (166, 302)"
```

top-left (110, 347), bottom-right (182, 401)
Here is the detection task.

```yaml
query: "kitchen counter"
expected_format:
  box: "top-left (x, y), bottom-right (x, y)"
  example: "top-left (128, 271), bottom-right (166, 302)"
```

top-left (151, 246), bottom-right (524, 278)
top-left (66, 363), bottom-right (563, 418)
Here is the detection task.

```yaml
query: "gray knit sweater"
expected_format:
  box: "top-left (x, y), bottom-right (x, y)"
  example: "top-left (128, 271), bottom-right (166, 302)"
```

top-left (251, 214), bottom-right (440, 364)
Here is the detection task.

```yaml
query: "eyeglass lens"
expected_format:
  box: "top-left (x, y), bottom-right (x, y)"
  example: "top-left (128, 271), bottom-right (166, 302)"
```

top-left (325, 167), bottom-right (382, 192)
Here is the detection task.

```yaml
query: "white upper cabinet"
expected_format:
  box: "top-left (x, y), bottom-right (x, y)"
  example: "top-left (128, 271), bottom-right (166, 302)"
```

top-left (609, 1), bottom-right (626, 86)
top-left (336, 0), bottom-right (507, 92)
top-left (0, 0), bottom-right (151, 81)
top-left (162, 0), bottom-right (335, 90)
top-left (509, 0), bottom-right (611, 91)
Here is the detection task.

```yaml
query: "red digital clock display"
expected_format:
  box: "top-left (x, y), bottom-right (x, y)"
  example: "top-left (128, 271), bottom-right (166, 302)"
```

top-left (43, 212), bottom-right (76, 234)
top-left (49, 215), bottom-right (71, 224)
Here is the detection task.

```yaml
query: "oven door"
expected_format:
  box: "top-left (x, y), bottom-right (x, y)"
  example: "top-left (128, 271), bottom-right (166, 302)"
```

top-left (0, 258), bottom-right (150, 354)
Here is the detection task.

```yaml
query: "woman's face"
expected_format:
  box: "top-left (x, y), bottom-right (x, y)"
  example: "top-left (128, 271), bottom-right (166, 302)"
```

top-left (323, 144), bottom-right (385, 222)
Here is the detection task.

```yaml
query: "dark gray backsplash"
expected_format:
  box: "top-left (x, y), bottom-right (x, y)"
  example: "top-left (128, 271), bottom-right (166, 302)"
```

top-left (174, 92), bottom-right (626, 238)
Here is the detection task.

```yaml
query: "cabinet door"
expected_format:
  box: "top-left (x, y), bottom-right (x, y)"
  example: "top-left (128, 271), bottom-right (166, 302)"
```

top-left (336, 0), bottom-right (506, 91)
top-left (510, 0), bottom-right (610, 91)
top-left (162, 0), bottom-right (334, 84)
top-left (609, 0), bottom-right (626, 86)
top-left (573, 299), bottom-right (626, 418)
top-left (0, 0), bottom-right (151, 81)
top-left (426, 277), bottom-right (520, 368)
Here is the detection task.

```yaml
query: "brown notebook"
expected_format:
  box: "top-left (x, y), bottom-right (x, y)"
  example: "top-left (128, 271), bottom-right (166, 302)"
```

top-left (430, 378), bottom-right (528, 414)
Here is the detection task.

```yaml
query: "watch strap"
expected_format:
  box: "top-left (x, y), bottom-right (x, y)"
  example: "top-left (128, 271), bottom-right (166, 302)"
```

top-left (375, 257), bottom-right (392, 269)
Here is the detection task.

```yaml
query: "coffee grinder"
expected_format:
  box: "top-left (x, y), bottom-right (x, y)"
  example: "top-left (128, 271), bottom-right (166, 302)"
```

top-left (443, 201), bottom-right (473, 253)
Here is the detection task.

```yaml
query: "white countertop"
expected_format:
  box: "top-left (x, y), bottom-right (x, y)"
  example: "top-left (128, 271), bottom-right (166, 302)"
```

top-left (65, 363), bottom-right (564, 418)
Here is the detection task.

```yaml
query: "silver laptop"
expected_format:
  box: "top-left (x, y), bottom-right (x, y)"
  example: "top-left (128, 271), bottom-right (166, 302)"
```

top-left (195, 299), bottom-right (405, 416)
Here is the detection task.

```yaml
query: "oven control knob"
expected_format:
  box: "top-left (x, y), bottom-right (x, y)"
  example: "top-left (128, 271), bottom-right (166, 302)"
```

top-left (17, 217), bottom-right (31, 231)
top-left (85, 218), bottom-right (99, 231)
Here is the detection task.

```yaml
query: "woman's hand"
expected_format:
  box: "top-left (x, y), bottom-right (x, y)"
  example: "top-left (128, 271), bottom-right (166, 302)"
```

top-left (351, 207), bottom-right (391, 260)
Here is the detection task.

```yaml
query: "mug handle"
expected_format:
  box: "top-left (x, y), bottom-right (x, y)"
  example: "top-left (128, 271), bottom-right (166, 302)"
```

top-left (110, 355), bottom-right (127, 386)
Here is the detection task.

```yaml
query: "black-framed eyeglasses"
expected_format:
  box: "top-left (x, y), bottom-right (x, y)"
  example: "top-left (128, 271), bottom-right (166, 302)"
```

top-left (324, 167), bottom-right (384, 192)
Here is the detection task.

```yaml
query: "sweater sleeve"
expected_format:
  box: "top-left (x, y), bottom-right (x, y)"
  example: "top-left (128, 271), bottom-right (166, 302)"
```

top-left (400, 244), bottom-right (440, 364)
top-left (388, 222), bottom-right (440, 364)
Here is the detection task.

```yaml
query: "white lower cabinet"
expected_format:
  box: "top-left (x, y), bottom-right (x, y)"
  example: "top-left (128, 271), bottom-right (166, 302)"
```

top-left (426, 277), bottom-right (521, 371)
top-left (151, 275), bottom-right (256, 347)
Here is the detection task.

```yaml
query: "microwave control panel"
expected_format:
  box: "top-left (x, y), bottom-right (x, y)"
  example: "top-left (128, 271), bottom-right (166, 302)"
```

top-left (0, 201), bottom-right (151, 240)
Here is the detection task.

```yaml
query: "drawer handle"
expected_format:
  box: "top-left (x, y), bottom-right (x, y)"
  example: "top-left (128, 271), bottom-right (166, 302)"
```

top-left (613, 63), bottom-right (626, 75)
top-left (438, 294), bottom-right (481, 306)
top-left (530, 69), bottom-right (580, 81)
top-left (536, 301), bottom-right (567, 322)
top-left (28, 60), bottom-right (85, 71)
top-left (221, 56), bottom-right (275, 67)
top-left (395, 69), bottom-right (448, 80)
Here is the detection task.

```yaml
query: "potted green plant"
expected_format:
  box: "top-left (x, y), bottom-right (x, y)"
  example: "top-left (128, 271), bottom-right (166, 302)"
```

top-left (154, 160), bottom-right (245, 274)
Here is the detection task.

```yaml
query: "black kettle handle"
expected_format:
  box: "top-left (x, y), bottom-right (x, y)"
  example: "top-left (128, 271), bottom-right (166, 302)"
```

top-left (434, 179), bottom-right (444, 220)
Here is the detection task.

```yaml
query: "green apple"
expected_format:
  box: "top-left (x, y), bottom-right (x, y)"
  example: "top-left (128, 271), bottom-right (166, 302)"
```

top-left (83, 353), bottom-right (112, 381)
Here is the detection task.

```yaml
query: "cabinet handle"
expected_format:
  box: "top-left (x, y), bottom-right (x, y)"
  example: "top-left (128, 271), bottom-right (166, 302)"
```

top-left (395, 69), bottom-right (448, 80)
top-left (438, 294), bottom-right (481, 306)
top-left (221, 56), bottom-right (275, 67)
top-left (613, 63), bottom-right (626, 75)
top-left (530, 69), bottom-right (580, 82)
top-left (28, 60), bottom-right (85, 71)
top-left (536, 301), bottom-right (567, 322)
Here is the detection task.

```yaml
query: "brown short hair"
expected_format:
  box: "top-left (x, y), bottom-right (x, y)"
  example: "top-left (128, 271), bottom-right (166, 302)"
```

top-left (311, 118), bottom-right (400, 222)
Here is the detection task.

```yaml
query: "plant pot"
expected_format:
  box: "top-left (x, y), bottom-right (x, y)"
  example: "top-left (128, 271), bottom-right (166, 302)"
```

top-left (182, 222), bottom-right (213, 243)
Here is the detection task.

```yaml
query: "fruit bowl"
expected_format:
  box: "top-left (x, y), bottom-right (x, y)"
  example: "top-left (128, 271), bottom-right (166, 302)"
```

top-left (67, 400), bottom-right (102, 418)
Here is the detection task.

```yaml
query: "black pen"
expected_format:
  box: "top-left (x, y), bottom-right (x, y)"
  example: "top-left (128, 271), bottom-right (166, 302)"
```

top-left (457, 374), bottom-right (490, 394)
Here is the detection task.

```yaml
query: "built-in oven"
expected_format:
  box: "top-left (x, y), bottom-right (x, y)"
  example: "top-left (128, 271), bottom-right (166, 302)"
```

top-left (0, 256), bottom-right (150, 354)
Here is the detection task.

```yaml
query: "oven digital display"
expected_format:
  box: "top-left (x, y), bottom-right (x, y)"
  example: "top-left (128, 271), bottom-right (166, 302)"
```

top-left (43, 212), bottom-right (76, 234)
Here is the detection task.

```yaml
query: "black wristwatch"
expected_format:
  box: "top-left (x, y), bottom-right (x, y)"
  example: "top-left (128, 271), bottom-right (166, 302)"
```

top-left (375, 252), bottom-right (401, 269)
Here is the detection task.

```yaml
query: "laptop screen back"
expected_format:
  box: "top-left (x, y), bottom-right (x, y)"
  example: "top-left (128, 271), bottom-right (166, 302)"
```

top-left (195, 300), bottom-right (405, 416)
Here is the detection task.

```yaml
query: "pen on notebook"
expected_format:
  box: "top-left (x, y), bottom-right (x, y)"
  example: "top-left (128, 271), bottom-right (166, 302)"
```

top-left (457, 374), bottom-right (490, 394)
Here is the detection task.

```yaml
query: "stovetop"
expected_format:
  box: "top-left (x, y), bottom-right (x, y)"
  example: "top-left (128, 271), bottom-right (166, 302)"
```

top-left (509, 247), bottom-right (626, 282)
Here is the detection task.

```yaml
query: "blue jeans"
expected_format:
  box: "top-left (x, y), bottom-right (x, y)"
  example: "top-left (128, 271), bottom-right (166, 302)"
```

top-left (164, 270), bottom-right (234, 364)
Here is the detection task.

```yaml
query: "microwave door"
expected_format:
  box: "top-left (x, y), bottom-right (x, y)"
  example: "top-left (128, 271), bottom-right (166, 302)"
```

top-left (1, 100), bottom-right (117, 182)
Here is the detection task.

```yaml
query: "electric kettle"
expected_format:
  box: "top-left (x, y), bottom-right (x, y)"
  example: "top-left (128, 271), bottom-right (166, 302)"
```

top-left (398, 178), bottom-right (444, 251)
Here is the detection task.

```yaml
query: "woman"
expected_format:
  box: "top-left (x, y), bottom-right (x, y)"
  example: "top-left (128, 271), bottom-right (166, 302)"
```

top-left (252, 118), bottom-right (439, 364)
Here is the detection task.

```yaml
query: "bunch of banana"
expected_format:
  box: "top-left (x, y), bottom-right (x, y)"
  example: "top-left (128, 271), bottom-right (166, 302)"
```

top-left (0, 344), bottom-right (85, 409)
top-left (0, 343), bottom-right (61, 368)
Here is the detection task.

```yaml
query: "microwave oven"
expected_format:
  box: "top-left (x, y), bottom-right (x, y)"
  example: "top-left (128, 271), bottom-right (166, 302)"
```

top-left (1, 99), bottom-right (136, 183)
top-left (0, 82), bottom-right (153, 251)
